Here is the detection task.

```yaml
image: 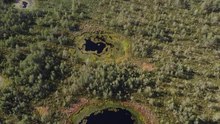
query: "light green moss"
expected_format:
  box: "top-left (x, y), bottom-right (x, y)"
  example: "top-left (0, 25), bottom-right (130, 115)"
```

top-left (0, 75), bottom-right (11, 90)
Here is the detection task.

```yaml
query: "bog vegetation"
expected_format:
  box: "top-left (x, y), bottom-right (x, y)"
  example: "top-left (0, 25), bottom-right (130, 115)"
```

top-left (0, 0), bottom-right (219, 123)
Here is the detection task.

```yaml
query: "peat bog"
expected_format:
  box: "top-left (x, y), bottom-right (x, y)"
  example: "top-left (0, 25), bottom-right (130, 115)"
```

top-left (83, 36), bottom-right (114, 55)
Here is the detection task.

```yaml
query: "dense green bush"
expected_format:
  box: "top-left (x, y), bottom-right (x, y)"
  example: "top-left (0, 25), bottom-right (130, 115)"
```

top-left (207, 35), bottom-right (220, 50)
top-left (3, 0), bottom-right (15, 4)
top-left (80, 63), bottom-right (155, 100)
top-left (160, 62), bottom-right (194, 80)
top-left (0, 43), bottom-right (71, 117)
top-left (201, 0), bottom-right (220, 13)
top-left (0, 87), bottom-right (31, 115)
top-left (132, 39), bottom-right (161, 57)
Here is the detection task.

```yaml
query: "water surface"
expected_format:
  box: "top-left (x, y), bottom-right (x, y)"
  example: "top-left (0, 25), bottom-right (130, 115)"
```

top-left (80, 108), bottom-right (135, 124)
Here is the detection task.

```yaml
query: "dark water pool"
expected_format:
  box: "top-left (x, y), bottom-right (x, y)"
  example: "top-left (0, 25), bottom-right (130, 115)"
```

top-left (80, 108), bottom-right (135, 124)
top-left (84, 38), bottom-right (107, 54)
top-left (22, 1), bottom-right (28, 8)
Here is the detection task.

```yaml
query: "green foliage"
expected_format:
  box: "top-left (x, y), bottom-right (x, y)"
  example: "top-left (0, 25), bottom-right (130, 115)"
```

top-left (80, 63), bottom-right (155, 100)
top-left (3, 0), bottom-right (15, 4)
top-left (160, 62), bottom-right (194, 80)
top-left (0, 8), bottom-right (37, 38)
top-left (0, 87), bottom-right (31, 116)
top-left (132, 39), bottom-right (161, 57)
top-left (207, 35), bottom-right (220, 50)
top-left (201, 0), bottom-right (220, 13)
top-left (0, 43), bottom-right (71, 119)
top-left (0, 0), bottom-right (219, 123)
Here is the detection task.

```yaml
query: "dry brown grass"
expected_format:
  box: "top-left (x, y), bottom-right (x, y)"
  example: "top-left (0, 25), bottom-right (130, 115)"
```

top-left (132, 59), bottom-right (156, 72)
top-left (62, 98), bottom-right (89, 117)
top-left (142, 62), bottom-right (155, 72)
top-left (123, 101), bottom-right (159, 124)
top-left (35, 106), bottom-right (49, 117)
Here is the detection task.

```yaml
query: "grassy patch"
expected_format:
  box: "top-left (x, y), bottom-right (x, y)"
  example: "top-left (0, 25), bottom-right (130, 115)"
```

top-left (0, 75), bottom-right (11, 90)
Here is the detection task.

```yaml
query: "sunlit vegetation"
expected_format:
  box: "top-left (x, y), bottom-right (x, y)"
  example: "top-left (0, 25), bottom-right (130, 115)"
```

top-left (0, 0), bottom-right (219, 123)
